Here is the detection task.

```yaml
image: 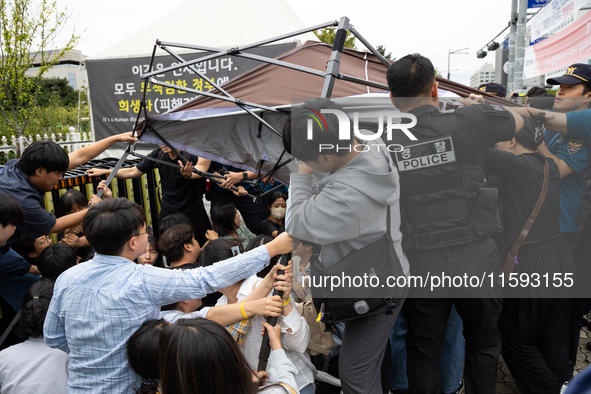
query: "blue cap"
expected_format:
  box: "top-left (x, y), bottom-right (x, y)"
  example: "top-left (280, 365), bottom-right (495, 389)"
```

top-left (477, 83), bottom-right (506, 97)
top-left (547, 63), bottom-right (591, 87)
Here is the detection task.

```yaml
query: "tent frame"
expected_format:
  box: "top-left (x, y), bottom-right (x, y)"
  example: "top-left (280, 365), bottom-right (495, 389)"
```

top-left (99, 16), bottom-right (392, 203)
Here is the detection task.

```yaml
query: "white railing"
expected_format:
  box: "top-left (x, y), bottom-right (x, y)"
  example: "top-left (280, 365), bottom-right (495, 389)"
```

top-left (0, 127), bottom-right (93, 163)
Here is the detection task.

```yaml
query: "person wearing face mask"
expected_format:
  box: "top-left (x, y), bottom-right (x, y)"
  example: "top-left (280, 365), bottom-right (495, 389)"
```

top-left (259, 192), bottom-right (287, 238)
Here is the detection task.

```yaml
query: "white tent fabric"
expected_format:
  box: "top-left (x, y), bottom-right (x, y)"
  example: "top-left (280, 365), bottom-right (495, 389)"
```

top-left (90, 0), bottom-right (318, 59)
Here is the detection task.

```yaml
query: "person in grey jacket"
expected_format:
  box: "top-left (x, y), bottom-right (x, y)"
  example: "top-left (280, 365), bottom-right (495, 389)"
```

top-left (283, 98), bottom-right (408, 394)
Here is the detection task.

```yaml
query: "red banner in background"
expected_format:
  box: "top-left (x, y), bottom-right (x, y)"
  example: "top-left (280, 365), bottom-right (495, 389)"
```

top-left (524, 10), bottom-right (591, 78)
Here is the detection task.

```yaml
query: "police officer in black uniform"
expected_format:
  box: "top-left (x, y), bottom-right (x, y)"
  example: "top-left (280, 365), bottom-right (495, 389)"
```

top-left (386, 54), bottom-right (524, 394)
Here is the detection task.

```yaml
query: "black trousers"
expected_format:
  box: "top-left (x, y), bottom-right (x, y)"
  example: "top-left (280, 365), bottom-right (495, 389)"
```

top-left (404, 297), bottom-right (501, 394)
top-left (499, 297), bottom-right (570, 394)
top-left (404, 238), bottom-right (503, 394)
top-left (159, 206), bottom-right (211, 247)
top-left (498, 239), bottom-right (573, 394)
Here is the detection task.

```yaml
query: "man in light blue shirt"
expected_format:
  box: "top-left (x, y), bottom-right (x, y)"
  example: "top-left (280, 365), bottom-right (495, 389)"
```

top-left (43, 197), bottom-right (291, 394)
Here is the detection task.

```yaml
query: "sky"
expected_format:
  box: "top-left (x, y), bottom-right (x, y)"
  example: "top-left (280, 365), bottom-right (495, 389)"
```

top-left (47, 0), bottom-right (513, 86)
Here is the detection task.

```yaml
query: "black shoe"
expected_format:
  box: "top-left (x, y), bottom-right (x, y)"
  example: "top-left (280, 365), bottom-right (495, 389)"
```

top-left (443, 379), bottom-right (465, 394)
top-left (390, 389), bottom-right (408, 394)
top-left (587, 341), bottom-right (591, 352)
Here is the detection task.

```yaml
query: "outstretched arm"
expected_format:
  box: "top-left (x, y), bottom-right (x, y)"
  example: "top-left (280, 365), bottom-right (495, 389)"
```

top-left (505, 107), bottom-right (567, 134)
top-left (205, 295), bottom-right (283, 326)
top-left (68, 131), bottom-right (137, 169)
top-left (86, 166), bottom-right (145, 179)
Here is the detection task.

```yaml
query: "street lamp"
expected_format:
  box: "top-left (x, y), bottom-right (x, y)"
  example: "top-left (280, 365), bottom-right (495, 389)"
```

top-left (447, 47), bottom-right (469, 80)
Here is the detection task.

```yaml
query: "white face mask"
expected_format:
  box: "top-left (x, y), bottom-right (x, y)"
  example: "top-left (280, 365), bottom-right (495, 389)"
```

top-left (271, 207), bottom-right (286, 220)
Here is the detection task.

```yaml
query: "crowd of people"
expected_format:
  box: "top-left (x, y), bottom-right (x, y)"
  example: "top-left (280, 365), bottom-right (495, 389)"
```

top-left (0, 57), bottom-right (591, 394)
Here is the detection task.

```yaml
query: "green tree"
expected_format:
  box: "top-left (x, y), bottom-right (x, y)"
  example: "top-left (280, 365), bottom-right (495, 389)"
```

top-left (0, 0), bottom-right (79, 154)
top-left (376, 45), bottom-right (392, 60)
top-left (434, 68), bottom-right (442, 77)
top-left (314, 27), bottom-right (356, 49)
top-left (37, 77), bottom-right (78, 107)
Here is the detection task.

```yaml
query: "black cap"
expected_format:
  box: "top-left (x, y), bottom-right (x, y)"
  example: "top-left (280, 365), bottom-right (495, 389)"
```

top-left (477, 83), bottom-right (506, 97)
top-left (547, 63), bottom-right (591, 86)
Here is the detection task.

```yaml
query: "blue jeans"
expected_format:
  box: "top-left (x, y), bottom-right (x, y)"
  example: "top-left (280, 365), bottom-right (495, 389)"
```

top-left (299, 383), bottom-right (315, 394)
top-left (390, 305), bottom-right (465, 393)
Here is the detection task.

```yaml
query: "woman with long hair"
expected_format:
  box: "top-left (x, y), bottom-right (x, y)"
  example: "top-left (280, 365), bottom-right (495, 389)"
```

top-left (485, 113), bottom-right (574, 393)
top-left (158, 318), bottom-right (298, 394)
top-left (127, 319), bottom-right (169, 394)
top-left (201, 238), bottom-right (315, 394)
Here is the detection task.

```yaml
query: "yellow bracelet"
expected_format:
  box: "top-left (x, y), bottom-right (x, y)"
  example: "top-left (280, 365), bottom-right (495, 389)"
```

top-left (283, 297), bottom-right (291, 307)
top-left (240, 301), bottom-right (249, 319)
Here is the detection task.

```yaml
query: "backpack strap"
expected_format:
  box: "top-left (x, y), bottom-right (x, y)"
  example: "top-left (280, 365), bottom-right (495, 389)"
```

top-left (278, 383), bottom-right (298, 394)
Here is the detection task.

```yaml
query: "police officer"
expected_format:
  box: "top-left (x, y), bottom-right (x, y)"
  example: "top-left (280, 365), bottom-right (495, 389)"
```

top-left (386, 54), bottom-right (524, 394)
top-left (536, 63), bottom-right (591, 379)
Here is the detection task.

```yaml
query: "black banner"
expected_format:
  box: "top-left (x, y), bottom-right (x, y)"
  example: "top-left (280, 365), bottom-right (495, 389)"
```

top-left (87, 43), bottom-right (295, 140)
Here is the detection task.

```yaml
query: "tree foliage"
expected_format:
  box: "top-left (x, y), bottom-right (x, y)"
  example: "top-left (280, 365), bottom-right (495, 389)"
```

top-left (0, 0), bottom-right (79, 143)
top-left (376, 45), bottom-right (392, 60)
top-left (37, 77), bottom-right (78, 107)
top-left (314, 27), bottom-right (356, 49)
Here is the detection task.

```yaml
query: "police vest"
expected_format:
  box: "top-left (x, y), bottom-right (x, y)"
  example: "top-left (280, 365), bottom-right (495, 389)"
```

top-left (393, 110), bottom-right (502, 250)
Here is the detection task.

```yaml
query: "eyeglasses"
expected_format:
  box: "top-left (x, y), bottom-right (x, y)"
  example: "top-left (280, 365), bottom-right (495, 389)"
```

top-left (133, 225), bottom-right (152, 237)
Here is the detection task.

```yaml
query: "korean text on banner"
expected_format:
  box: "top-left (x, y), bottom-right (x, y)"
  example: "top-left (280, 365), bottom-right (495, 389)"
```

top-left (524, 10), bottom-right (591, 79)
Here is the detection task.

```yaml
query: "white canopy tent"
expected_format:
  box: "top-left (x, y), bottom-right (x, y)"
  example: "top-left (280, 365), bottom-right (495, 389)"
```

top-left (90, 0), bottom-right (318, 60)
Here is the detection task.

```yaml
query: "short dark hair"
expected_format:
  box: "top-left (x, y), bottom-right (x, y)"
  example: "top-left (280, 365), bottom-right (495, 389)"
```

top-left (211, 202), bottom-right (238, 237)
top-left (14, 278), bottom-right (54, 340)
top-left (60, 189), bottom-right (88, 214)
top-left (18, 141), bottom-right (69, 176)
top-left (526, 86), bottom-right (547, 97)
top-left (282, 98), bottom-right (354, 162)
top-left (11, 232), bottom-right (37, 264)
top-left (159, 319), bottom-right (256, 394)
top-left (387, 54), bottom-right (436, 108)
top-left (158, 224), bottom-right (195, 264)
top-left (37, 243), bottom-right (77, 280)
top-left (158, 213), bottom-right (193, 235)
top-left (198, 238), bottom-right (244, 268)
top-left (0, 191), bottom-right (25, 227)
top-left (83, 198), bottom-right (145, 256)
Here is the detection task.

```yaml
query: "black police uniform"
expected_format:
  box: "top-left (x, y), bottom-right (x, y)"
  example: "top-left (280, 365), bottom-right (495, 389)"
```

top-left (389, 103), bottom-right (515, 394)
